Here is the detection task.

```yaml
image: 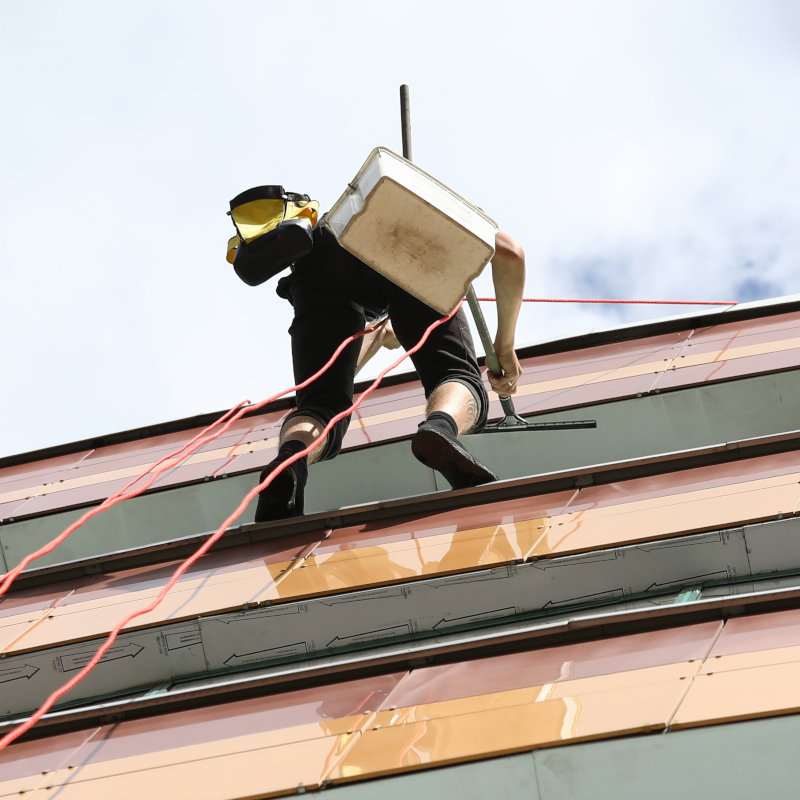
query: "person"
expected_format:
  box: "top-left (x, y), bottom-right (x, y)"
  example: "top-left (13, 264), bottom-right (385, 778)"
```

top-left (254, 219), bottom-right (525, 522)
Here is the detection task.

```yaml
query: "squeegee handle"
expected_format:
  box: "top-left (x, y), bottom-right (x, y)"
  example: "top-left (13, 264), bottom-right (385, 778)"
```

top-left (465, 285), bottom-right (517, 414)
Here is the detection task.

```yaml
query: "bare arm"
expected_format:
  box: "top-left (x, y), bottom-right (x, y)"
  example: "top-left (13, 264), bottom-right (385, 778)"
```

top-left (488, 230), bottom-right (526, 395)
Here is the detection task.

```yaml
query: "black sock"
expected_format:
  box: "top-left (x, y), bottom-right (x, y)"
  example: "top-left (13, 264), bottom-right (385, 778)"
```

top-left (422, 411), bottom-right (459, 438)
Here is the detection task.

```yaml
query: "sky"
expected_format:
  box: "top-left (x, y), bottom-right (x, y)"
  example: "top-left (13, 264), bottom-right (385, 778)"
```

top-left (2, 0), bottom-right (800, 459)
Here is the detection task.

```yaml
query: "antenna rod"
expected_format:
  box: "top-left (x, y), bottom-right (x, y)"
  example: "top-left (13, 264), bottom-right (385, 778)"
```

top-left (398, 84), bottom-right (519, 418)
top-left (395, 85), bottom-right (595, 433)
top-left (400, 84), bottom-right (412, 161)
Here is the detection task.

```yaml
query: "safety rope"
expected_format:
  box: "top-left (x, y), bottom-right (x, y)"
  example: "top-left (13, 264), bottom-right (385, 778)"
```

top-left (0, 304), bottom-right (460, 752)
top-left (0, 320), bottom-right (386, 599)
top-left (475, 296), bottom-right (738, 306)
top-left (0, 402), bottom-right (244, 596)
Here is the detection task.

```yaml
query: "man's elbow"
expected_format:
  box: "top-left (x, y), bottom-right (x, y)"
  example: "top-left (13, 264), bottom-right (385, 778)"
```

top-left (495, 230), bottom-right (525, 265)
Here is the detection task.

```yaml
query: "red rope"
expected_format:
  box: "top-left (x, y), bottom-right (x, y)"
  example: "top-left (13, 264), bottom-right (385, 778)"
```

top-left (0, 402), bottom-right (245, 596)
top-left (0, 305), bottom-right (459, 751)
top-left (0, 320), bottom-right (384, 598)
top-left (475, 296), bottom-right (738, 306)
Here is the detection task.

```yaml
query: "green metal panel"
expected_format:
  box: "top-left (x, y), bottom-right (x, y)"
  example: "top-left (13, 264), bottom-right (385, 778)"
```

top-left (0, 473), bottom-right (259, 570)
top-left (533, 713), bottom-right (800, 800)
top-left (309, 751), bottom-right (541, 798)
top-left (466, 369), bottom-right (800, 480)
top-left (310, 370), bottom-right (800, 505)
top-left (306, 439), bottom-right (440, 510)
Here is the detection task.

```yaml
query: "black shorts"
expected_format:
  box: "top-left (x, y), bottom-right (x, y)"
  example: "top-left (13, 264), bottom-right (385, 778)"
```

top-left (279, 226), bottom-right (489, 460)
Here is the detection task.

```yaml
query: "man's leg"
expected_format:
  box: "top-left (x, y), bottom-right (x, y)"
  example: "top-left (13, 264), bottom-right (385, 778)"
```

top-left (254, 261), bottom-right (366, 522)
top-left (411, 379), bottom-right (498, 489)
top-left (425, 380), bottom-right (481, 434)
top-left (388, 294), bottom-right (496, 490)
top-left (254, 415), bottom-right (328, 522)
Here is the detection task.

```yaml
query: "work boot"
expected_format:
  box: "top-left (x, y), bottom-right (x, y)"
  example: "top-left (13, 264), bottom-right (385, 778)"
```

top-left (254, 442), bottom-right (309, 522)
top-left (411, 411), bottom-right (497, 490)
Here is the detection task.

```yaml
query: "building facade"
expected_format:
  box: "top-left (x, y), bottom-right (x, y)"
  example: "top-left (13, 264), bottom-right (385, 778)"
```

top-left (3, 297), bottom-right (800, 797)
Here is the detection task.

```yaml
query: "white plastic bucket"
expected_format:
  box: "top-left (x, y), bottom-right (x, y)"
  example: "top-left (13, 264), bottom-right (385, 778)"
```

top-left (326, 148), bottom-right (498, 314)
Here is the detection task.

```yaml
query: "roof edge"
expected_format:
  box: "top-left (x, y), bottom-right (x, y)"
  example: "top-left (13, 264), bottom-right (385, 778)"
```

top-left (3, 295), bottom-right (798, 470)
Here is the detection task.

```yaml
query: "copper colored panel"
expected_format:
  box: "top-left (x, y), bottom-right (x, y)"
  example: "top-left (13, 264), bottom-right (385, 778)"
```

top-left (214, 441), bottom-right (280, 476)
top-left (263, 495), bottom-right (576, 601)
top-left (5, 537), bottom-right (325, 654)
top-left (319, 492), bottom-right (576, 551)
top-left (0, 728), bottom-right (98, 790)
top-left (506, 357), bottom-right (674, 404)
top-left (655, 350), bottom-right (800, 391)
top-left (519, 331), bottom-right (692, 381)
top-left (0, 671), bottom-right (404, 796)
top-left (330, 679), bottom-right (682, 783)
top-left (573, 450), bottom-right (800, 508)
top-left (73, 417), bottom-right (277, 470)
top-left (545, 662), bottom-right (696, 698)
top-left (372, 663), bottom-right (694, 734)
top-left (555, 469), bottom-right (799, 527)
top-left (703, 644), bottom-right (800, 674)
top-left (0, 451), bottom-right (90, 488)
top-left (11, 571), bottom-right (274, 653)
top-left (82, 672), bottom-right (401, 758)
top-left (672, 661), bottom-right (800, 728)
top-left (73, 436), bottom-right (220, 474)
top-left (0, 419), bottom-right (284, 516)
top-left (669, 315), bottom-right (800, 357)
top-left (512, 373), bottom-right (665, 416)
top-left (1, 586), bottom-right (79, 652)
top-left (7, 736), bottom-right (339, 799)
top-left (0, 596), bottom-right (54, 624)
top-left (343, 403), bottom-right (426, 445)
top-left (11, 476), bottom-right (155, 517)
top-left (512, 313), bottom-right (800, 414)
top-left (0, 441), bottom-right (268, 514)
top-left (707, 609), bottom-right (800, 658)
top-left (262, 517), bottom-right (549, 601)
top-left (352, 389), bottom-right (427, 419)
top-left (499, 332), bottom-right (706, 409)
top-left (1, 599), bottom-right (59, 634)
top-left (1, 615), bottom-right (51, 653)
top-left (0, 581), bottom-right (79, 620)
top-left (257, 454), bottom-right (800, 597)
top-left (0, 333), bottom-right (703, 511)
top-left (355, 396), bottom-right (427, 427)
top-left (532, 470), bottom-right (800, 557)
top-left (0, 497), bottom-right (28, 521)
top-left (691, 311), bottom-right (800, 338)
top-left (677, 334), bottom-right (800, 365)
top-left (380, 622), bottom-right (720, 709)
